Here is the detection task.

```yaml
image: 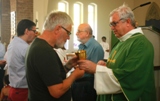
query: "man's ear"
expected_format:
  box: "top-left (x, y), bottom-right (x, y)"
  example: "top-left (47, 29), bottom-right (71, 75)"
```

top-left (54, 25), bottom-right (61, 35)
top-left (86, 31), bottom-right (90, 37)
top-left (24, 28), bottom-right (29, 35)
top-left (126, 18), bottom-right (131, 26)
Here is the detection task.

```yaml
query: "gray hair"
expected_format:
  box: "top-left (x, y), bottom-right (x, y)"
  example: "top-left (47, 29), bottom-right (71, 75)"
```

top-left (43, 11), bottom-right (73, 31)
top-left (109, 4), bottom-right (136, 27)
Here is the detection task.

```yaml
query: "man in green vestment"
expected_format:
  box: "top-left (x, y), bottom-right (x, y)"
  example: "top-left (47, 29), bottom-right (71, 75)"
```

top-left (77, 3), bottom-right (156, 101)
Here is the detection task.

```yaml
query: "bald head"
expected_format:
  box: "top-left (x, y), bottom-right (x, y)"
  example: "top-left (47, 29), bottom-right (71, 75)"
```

top-left (78, 23), bottom-right (93, 35)
top-left (76, 23), bottom-right (93, 44)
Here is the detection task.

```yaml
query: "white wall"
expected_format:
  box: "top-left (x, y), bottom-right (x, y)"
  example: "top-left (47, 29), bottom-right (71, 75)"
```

top-left (134, 0), bottom-right (160, 26)
top-left (33, 0), bottom-right (48, 33)
top-left (33, 0), bottom-right (134, 52)
top-left (33, 0), bottom-right (160, 52)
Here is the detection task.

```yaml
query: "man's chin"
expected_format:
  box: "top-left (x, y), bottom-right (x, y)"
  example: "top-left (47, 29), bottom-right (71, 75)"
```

top-left (55, 43), bottom-right (64, 48)
top-left (77, 39), bottom-right (81, 42)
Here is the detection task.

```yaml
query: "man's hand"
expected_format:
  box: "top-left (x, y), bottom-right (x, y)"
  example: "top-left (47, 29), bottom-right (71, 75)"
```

top-left (97, 60), bottom-right (106, 66)
top-left (71, 68), bottom-right (85, 79)
top-left (65, 56), bottom-right (79, 70)
top-left (0, 60), bottom-right (6, 66)
top-left (77, 60), bottom-right (96, 74)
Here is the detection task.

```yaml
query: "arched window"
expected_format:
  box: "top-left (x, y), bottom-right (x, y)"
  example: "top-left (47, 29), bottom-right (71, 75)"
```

top-left (73, 2), bottom-right (83, 49)
top-left (58, 1), bottom-right (68, 13)
top-left (88, 3), bottom-right (97, 39)
top-left (58, 1), bottom-right (69, 49)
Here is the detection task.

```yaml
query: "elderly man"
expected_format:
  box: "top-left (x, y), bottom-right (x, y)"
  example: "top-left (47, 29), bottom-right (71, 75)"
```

top-left (71, 23), bottom-right (104, 101)
top-left (77, 4), bottom-right (156, 101)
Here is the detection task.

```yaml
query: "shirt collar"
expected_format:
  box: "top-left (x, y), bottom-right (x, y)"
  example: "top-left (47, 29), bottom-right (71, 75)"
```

top-left (79, 37), bottom-right (94, 49)
top-left (118, 27), bottom-right (144, 42)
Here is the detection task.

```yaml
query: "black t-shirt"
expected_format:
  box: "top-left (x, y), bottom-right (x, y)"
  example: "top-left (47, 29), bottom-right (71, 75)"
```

top-left (26, 38), bottom-right (71, 101)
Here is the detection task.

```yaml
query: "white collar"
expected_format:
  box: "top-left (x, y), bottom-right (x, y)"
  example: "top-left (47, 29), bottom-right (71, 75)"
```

top-left (118, 27), bottom-right (143, 42)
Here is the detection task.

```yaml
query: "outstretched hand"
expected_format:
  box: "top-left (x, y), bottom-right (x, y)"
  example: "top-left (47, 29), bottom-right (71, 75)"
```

top-left (77, 60), bottom-right (96, 74)
top-left (0, 60), bottom-right (6, 66)
top-left (65, 56), bottom-right (78, 69)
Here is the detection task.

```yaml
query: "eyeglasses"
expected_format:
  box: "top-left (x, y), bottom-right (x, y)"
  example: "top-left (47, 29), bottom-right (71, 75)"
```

top-left (29, 29), bottom-right (37, 33)
top-left (61, 26), bottom-right (71, 36)
top-left (109, 19), bottom-right (123, 27)
top-left (77, 30), bottom-right (86, 33)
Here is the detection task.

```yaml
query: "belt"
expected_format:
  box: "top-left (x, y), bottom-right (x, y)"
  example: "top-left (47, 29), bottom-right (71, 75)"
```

top-left (10, 87), bottom-right (28, 89)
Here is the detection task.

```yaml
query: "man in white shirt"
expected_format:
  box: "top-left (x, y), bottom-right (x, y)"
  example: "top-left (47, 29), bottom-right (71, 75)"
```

top-left (0, 38), bottom-right (6, 92)
top-left (100, 36), bottom-right (109, 62)
top-left (0, 40), bottom-right (5, 68)
top-left (7, 19), bottom-right (37, 101)
top-left (0, 40), bottom-right (5, 61)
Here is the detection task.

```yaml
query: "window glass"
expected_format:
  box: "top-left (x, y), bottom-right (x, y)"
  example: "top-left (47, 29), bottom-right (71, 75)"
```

top-left (73, 3), bottom-right (83, 49)
top-left (88, 4), bottom-right (97, 39)
top-left (58, 1), bottom-right (69, 49)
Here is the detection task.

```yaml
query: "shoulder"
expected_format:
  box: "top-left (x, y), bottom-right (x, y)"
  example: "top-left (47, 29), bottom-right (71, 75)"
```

top-left (131, 34), bottom-right (152, 46)
top-left (1, 87), bottom-right (5, 93)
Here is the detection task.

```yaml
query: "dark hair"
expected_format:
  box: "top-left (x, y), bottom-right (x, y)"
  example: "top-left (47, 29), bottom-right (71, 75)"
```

top-left (3, 75), bottom-right (9, 85)
top-left (17, 19), bottom-right (36, 36)
top-left (102, 36), bottom-right (106, 39)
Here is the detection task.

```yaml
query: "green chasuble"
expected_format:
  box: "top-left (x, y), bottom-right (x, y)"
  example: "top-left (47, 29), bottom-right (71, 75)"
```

top-left (98, 33), bottom-right (156, 101)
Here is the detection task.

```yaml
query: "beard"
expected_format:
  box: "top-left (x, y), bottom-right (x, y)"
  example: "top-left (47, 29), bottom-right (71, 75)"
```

top-left (77, 38), bottom-right (86, 44)
top-left (55, 39), bottom-right (65, 48)
top-left (77, 37), bottom-right (83, 42)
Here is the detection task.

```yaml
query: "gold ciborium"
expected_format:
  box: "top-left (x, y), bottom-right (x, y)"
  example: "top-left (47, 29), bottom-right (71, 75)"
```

top-left (75, 50), bottom-right (86, 60)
